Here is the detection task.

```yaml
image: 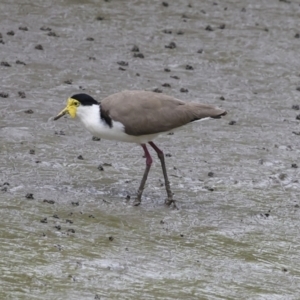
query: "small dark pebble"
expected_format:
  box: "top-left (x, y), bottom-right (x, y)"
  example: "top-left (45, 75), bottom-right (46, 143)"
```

top-left (167, 132), bottom-right (174, 135)
top-left (185, 64), bottom-right (194, 70)
top-left (171, 75), bottom-right (180, 80)
top-left (98, 164), bottom-right (104, 171)
top-left (16, 60), bottom-right (26, 65)
top-left (40, 26), bottom-right (51, 31)
top-left (197, 49), bottom-right (203, 54)
top-left (19, 26), bottom-right (28, 31)
top-left (108, 236), bottom-right (114, 241)
top-left (18, 91), bottom-right (26, 98)
top-left (29, 149), bottom-right (35, 154)
top-left (66, 219), bottom-right (73, 224)
top-left (117, 61), bottom-right (128, 66)
top-left (295, 33), bottom-right (300, 38)
top-left (292, 163), bottom-right (298, 168)
top-left (219, 24), bottom-right (226, 29)
top-left (208, 172), bottom-right (214, 177)
top-left (0, 39), bottom-right (4, 44)
top-left (119, 67), bottom-right (126, 71)
top-left (71, 201), bottom-right (79, 206)
top-left (47, 31), bottom-right (58, 37)
top-left (133, 53), bottom-right (144, 58)
top-left (162, 1), bottom-right (169, 7)
top-left (25, 193), bottom-right (34, 199)
top-left (201, 9), bottom-right (206, 14)
top-left (162, 83), bottom-right (171, 87)
top-left (164, 68), bottom-right (171, 72)
top-left (204, 186), bottom-right (214, 191)
top-left (163, 29), bottom-right (172, 34)
top-left (296, 114), bottom-right (300, 120)
top-left (153, 88), bottom-right (163, 93)
top-left (1, 187), bottom-right (7, 192)
top-left (264, 213), bottom-right (270, 217)
top-left (292, 131), bottom-right (300, 135)
top-left (177, 30), bottom-right (184, 35)
top-left (165, 42), bottom-right (176, 49)
top-left (136, 73), bottom-right (140, 76)
top-left (296, 87), bottom-right (300, 91)
top-left (55, 130), bottom-right (65, 135)
top-left (53, 214), bottom-right (59, 219)
top-left (40, 218), bottom-right (48, 223)
top-left (165, 153), bottom-right (172, 157)
top-left (64, 80), bottom-right (72, 84)
top-left (292, 105), bottom-right (299, 110)
top-left (7, 31), bottom-right (15, 36)
top-left (0, 92), bottom-right (9, 98)
top-left (92, 136), bottom-right (101, 141)
top-left (89, 56), bottom-right (96, 60)
top-left (86, 37), bottom-right (94, 41)
top-left (67, 229), bottom-right (75, 233)
top-left (241, 7), bottom-right (246, 12)
top-left (35, 160), bottom-right (41, 163)
top-left (182, 13), bottom-right (188, 19)
top-left (1, 62), bottom-right (11, 67)
top-left (160, 220), bottom-right (165, 224)
top-left (55, 225), bottom-right (61, 231)
top-left (2, 182), bottom-right (10, 186)
top-left (89, 215), bottom-right (95, 218)
top-left (96, 16), bottom-right (104, 21)
top-left (180, 88), bottom-right (188, 93)
top-left (264, 28), bottom-right (269, 32)
top-left (95, 294), bottom-right (101, 300)
top-left (180, 234), bottom-right (184, 237)
top-left (220, 96), bottom-right (225, 100)
top-left (24, 109), bottom-right (34, 114)
top-left (77, 155), bottom-right (84, 160)
top-left (229, 120), bottom-right (236, 125)
top-left (295, 204), bottom-right (299, 208)
top-left (205, 25), bottom-right (213, 31)
top-left (126, 195), bottom-right (130, 200)
top-left (43, 199), bottom-right (55, 204)
top-left (279, 173), bottom-right (287, 180)
top-left (131, 45), bottom-right (139, 52)
top-left (35, 44), bottom-right (43, 50)
top-left (282, 267), bottom-right (288, 272)
top-left (188, 4), bottom-right (192, 7)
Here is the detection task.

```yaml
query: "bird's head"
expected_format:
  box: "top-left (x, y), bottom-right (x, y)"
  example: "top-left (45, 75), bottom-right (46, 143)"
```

top-left (54, 93), bottom-right (98, 120)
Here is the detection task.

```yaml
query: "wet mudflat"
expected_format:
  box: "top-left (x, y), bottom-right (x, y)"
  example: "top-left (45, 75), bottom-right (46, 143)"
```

top-left (1, 0), bottom-right (300, 299)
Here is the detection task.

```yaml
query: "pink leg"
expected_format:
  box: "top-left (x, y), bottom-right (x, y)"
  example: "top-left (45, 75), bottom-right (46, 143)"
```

top-left (149, 141), bottom-right (175, 207)
top-left (133, 144), bottom-right (153, 206)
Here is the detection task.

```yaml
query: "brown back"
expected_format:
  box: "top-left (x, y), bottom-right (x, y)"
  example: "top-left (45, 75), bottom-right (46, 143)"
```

top-left (100, 90), bottom-right (226, 136)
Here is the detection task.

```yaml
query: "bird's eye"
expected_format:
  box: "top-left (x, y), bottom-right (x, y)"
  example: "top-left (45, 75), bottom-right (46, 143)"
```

top-left (75, 102), bottom-right (79, 107)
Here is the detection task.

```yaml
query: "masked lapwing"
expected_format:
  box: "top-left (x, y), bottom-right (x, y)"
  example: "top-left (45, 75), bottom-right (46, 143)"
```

top-left (54, 90), bottom-right (227, 206)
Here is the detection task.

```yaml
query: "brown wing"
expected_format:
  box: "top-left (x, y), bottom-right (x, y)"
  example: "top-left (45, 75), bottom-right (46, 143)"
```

top-left (100, 90), bottom-right (226, 136)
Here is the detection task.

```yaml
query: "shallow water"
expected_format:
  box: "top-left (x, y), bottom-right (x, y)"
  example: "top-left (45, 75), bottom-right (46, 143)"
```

top-left (1, 0), bottom-right (300, 299)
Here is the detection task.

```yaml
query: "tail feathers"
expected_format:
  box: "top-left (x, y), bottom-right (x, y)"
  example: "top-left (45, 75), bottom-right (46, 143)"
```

top-left (187, 103), bottom-right (227, 122)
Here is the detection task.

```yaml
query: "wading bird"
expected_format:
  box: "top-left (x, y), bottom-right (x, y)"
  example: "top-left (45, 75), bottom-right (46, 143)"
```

top-left (54, 91), bottom-right (226, 206)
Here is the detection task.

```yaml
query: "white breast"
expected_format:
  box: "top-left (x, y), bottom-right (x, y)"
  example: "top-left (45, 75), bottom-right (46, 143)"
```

top-left (76, 104), bottom-right (160, 144)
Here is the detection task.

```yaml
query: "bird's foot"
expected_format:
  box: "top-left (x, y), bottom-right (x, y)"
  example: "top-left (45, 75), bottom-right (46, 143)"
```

top-left (165, 198), bottom-right (178, 209)
top-left (133, 198), bottom-right (141, 206)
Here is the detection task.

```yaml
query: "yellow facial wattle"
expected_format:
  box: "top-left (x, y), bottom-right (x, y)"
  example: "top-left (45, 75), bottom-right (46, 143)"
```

top-left (54, 98), bottom-right (79, 120)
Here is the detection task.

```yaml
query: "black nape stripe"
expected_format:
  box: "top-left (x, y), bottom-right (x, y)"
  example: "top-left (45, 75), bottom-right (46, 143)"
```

top-left (99, 103), bottom-right (112, 128)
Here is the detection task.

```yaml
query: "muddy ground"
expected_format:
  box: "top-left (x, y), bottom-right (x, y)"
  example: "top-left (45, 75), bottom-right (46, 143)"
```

top-left (1, 0), bottom-right (300, 299)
